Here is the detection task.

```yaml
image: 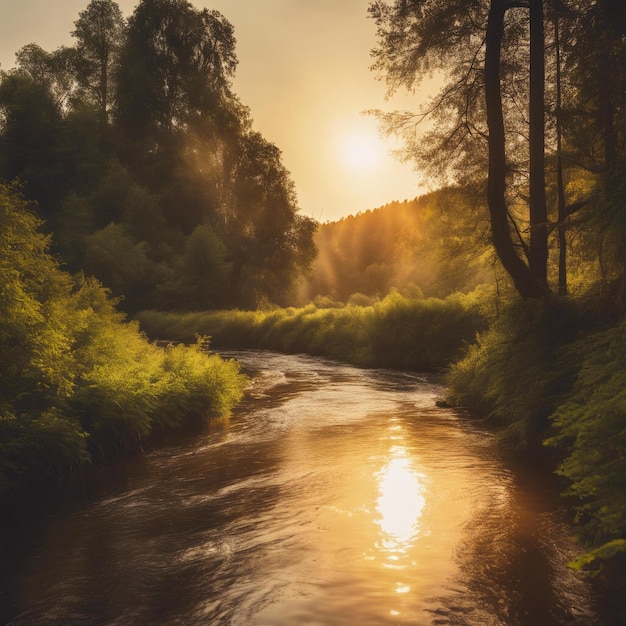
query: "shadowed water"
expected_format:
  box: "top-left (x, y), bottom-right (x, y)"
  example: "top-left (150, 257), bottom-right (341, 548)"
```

top-left (1, 351), bottom-right (600, 625)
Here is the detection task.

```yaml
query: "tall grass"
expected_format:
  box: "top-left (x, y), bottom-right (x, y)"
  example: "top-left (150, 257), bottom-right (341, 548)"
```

top-left (137, 287), bottom-right (491, 372)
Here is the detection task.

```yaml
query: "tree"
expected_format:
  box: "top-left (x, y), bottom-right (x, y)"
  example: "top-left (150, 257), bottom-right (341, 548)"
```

top-left (114, 0), bottom-right (248, 233)
top-left (72, 0), bottom-right (126, 123)
top-left (370, 0), bottom-right (551, 298)
top-left (563, 0), bottom-right (626, 298)
top-left (14, 43), bottom-right (78, 111)
top-left (0, 70), bottom-right (70, 212)
top-left (0, 0), bottom-right (317, 311)
top-left (226, 132), bottom-right (317, 306)
top-left (484, 0), bottom-right (549, 297)
top-left (115, 0), bottom-right (239, 147)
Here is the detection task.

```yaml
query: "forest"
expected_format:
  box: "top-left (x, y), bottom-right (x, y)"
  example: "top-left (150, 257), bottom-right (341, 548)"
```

top-left (0, 0), bottom-right (625, 593)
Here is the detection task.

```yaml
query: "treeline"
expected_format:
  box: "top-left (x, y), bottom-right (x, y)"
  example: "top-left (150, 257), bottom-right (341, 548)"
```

top-left (298, 188), bottom-right (495, 304)
top-left (0, 183), bottom-right (247, 501)
top-left (0, 0), bottom-right (316, 313)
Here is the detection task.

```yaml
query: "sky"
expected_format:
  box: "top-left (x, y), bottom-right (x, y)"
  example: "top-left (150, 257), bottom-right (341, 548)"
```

top-left (0, 0), bottom-right (432, 222)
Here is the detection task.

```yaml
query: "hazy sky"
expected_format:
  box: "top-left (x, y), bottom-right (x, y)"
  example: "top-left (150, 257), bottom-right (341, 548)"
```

top-left (0, 0), bottom-right (431, 222)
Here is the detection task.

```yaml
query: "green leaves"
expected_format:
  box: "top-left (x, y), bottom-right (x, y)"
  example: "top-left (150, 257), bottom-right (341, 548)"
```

top-left (447, 293), bottom-right (626, 567)
top-left (547, 319), bottom-right (626, 551)
top-left (0, 184), bottom-right (247, 498)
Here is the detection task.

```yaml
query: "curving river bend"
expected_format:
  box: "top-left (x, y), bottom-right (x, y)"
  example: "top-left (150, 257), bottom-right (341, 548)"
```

top-left (1, 351), bottom-right (602, 625)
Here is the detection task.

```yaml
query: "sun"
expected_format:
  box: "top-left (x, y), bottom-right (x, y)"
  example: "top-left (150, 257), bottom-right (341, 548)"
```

top-left (336, 121), bottom-right (387, 172)
top-left (340, 132), bottom-right (384, 170)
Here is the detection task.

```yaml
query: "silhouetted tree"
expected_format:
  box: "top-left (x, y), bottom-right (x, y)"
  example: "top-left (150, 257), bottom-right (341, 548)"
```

top-left (370, 0), bottom-right (551, 297)
top-left (227, 132), bottom-right (317, 306)
top-left (115, 0), bottom-right (238, 147)
top-left (72, 0), bottom-right (126, 123)
top-left (0, 71), bottom-right (69, 212)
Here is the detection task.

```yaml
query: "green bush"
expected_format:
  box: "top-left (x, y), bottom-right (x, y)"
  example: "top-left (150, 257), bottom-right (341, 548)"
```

top-left (447, 296), bottom-right (584, 448)
top-left (0, 184), bottom-right (248, 498)
top-left (447, 291), bottom-right (626, 567)
top-left (546, 318), bottom-right (626, 559)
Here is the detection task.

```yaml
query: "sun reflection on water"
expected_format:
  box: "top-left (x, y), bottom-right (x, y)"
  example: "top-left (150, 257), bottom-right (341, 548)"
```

top-left (376, 445), bottom-right (426, 555)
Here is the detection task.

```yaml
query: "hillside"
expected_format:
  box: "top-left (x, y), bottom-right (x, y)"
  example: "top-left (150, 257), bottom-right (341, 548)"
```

top-left (297, 187), bottom-right (495, 305)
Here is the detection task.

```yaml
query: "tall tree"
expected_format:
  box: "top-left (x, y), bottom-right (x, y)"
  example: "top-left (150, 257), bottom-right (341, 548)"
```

top-left (565, 0), bottom-right (626, 295)
top-left (115, 0), bottom-right (239, 146)
top-left (226, 132), bottom-right (317, 306)
top-left (72, 0), bottom-right (126, 123)
top-left (370, 0), bottom-right (551, 298)
top-left (114, 0), bottom-right (246, 231)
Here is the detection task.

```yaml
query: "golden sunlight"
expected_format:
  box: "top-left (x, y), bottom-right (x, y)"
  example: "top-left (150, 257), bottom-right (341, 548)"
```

top-left (376, 446), bottom-right (426, 550)
top-left (339, 131), bottom-right (385, 171)
top-left (335, 117), bottom-right (387, 173)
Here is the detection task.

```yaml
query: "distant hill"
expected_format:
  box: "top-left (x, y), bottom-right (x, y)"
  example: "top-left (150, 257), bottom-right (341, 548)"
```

top-left (297, 187), bottom-right (495, 305)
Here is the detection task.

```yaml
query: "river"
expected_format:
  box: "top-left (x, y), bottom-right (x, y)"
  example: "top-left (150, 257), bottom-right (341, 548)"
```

top-left (1, 350), bottom-right (602, 625)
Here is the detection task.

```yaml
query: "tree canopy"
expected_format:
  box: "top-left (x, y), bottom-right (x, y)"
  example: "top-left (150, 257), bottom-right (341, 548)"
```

top-left (0, 0), bottom-right (316, 312)
top-left (369, 0), bottom-right (626, 303)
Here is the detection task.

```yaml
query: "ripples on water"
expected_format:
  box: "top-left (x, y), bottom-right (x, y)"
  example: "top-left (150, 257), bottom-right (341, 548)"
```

top-left (1, 350), bottom-right (600, 625)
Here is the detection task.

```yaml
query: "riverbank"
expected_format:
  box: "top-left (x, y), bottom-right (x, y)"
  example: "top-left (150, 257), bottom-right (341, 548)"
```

top-left (137, 288), bottom-right (490, 372)
top-left (138, 293), bottom-right (626, 591)
top-left (0, 185), bottom-right (250, 507)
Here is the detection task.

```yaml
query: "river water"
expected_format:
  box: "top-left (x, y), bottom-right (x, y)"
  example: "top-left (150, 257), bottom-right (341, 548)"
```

top-left (1, 350), bottom-right (602, 625)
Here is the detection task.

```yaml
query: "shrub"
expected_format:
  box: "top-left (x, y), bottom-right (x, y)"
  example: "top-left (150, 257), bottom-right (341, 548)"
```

top-left (546, 318), bottom-right (626, 559)
top-left (137, 289), bottom-right (489, 372)
top-left (0, 185), bottom-right (248, 498)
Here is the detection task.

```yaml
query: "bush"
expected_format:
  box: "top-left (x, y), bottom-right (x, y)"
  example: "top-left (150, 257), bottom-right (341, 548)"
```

top-left (545, 318), bottom-right (626, 559)
top-left (447, 297), bottom-right (584, 445)
top-left (0, 184), bottom-right (248, 499)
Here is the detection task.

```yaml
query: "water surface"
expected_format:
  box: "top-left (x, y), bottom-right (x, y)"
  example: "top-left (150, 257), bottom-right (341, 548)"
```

top-left (1, 351), bottom-right (599, 624)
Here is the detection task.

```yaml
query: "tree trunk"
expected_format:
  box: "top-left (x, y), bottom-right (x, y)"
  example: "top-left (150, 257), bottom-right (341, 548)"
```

top-left (554, 9), bottom-right (568, 295)
top-left (485, 0), bottom-right (548, 298)
top-left (528, 0), bottom-right (549, 292)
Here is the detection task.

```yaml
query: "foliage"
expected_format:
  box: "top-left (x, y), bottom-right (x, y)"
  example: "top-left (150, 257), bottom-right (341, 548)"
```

top-left (369, 0), bottom-right (626, 302)
top-left (138, 288), bottom-right (490, 371)
top-left (0, 0), bottom-right (316, 313)
top-left (448, 295), bottom-right (626, 568)
top-left (72, 0), bottom-right (126, 119)
top-left (546, 318), bottom-right (626, 557)
top-left (298, 188), bottom-right (494, 304)
top-left (447, 296), bottom-right (584, 448)
top-left (0, 184), bottom-right (247, 499)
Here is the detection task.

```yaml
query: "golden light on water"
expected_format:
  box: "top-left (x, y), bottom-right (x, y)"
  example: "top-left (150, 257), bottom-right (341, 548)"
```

top-left (376, 446), bottom-right (426, 553)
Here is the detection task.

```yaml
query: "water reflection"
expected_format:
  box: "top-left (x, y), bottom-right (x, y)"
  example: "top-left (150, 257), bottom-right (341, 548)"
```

top-left (375, 444), bottom-right (426, 558)
top-left (0, 352), bottom-right (602, 626)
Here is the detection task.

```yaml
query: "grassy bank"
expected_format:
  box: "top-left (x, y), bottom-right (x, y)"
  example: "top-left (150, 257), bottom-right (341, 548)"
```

top-left (447, 296), bottom-right (626, 575)
top-left (137, 288), bottom-right (491, 372)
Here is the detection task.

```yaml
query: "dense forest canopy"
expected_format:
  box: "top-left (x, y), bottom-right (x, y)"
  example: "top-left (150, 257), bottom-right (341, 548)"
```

top-left (0, 0), bottom-right (317, 312)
